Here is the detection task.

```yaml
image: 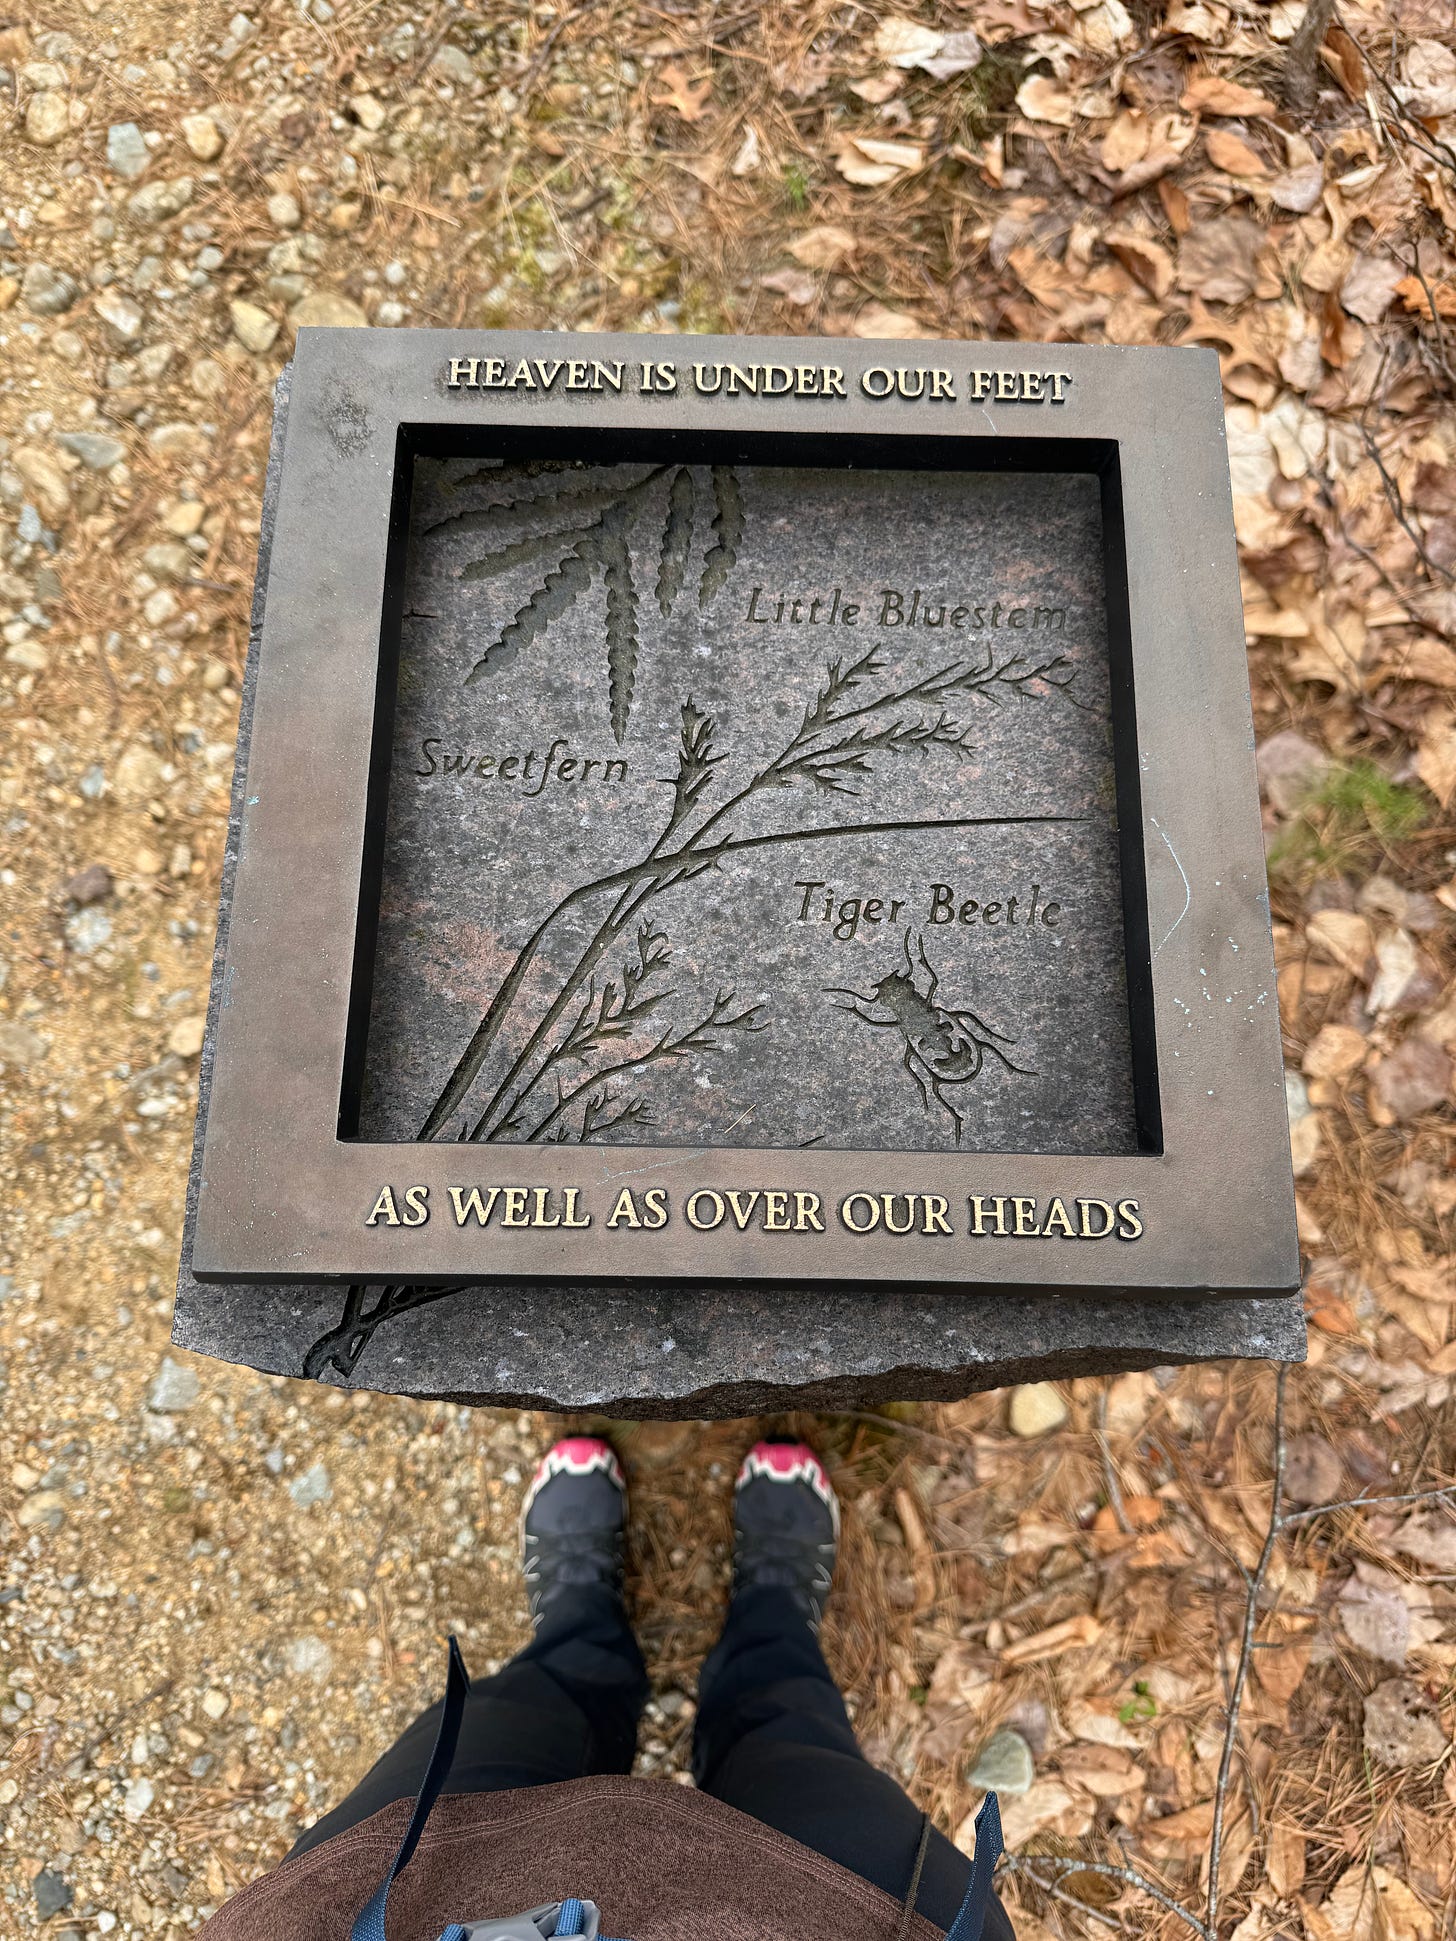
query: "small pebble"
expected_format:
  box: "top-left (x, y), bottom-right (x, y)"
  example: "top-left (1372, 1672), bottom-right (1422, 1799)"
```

top-left (107, 122), bottom-right (151, 179)
top-left (1008, 1382), bottom-right (1068, 1438)
top-left (32, 1870), bottom-right (73, 1917)
top-left (289, 1461), bottom-right (332, 1508)
top-left (147, 1357), bottom-right (200, 1414)
top-left (181, 112), bottom-right (224, 161)
top-left (62, 862), bottom-right (113, 905)
top-left (57, 431), bottom-right (126, 470)
top-left (969, 1728), bottom-right (1035, 1797)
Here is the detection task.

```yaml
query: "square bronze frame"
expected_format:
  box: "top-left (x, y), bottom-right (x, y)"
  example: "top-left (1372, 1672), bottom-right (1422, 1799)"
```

top-left (188, 329), bottom-right (1297, 1300)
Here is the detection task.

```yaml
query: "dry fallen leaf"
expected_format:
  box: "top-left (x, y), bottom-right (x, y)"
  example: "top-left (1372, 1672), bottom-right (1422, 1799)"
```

top-left (1016, 73), bottom-right (1075, 126)
top-left (759, 266), bottom-right (816, 307)
top-left (1206, 125), bottom-right (1267, 176)
top-left (873, 15), bottom-right (943, 63)
top-left (1303, 1023), bottom-right (1368, 1081)
top-left (1101, 109), bottom-right (1150, 172)
top-left (1402, 38), bottom-right (1456, 116)
top-left (1107, 229), bottom-right (1174, 298)
top-left (730, 123), bottom-right (761, 177)
top-left (1177, 216), bottom-right (1266, 303)
top-left (651, 63), bottom-right (712, 122)
top-left (1144, 1798), bottom-right (1216, 1851)
top-left (1395, 273), bottom-right (1456, 320)
top-left (1340, 253), bottom-right (1404, 324)
top-left (1305, 1864), bottom-right (1438, 1941)
top-left (1056, 1742), bottom-right (1145, 1797)
top-left (1306, 910), bottom-right (1375, 979)
top-left (850, 303), bottom-right (933, 339)
top-left (835, 135), bottom-right (925, 185)
top-left (873, 15), bottom-right (982, 77)
top-left (1181, 73), bottom-right (1276, 116)
top-left (787, 224), bottom-right (857, 272)
top-left (1000, 1612), bottom-right (1103, 1665)
top-left (850, 70), bottom-right (904, 106)
top-left (1415, 713), bottom-right (1456, 807)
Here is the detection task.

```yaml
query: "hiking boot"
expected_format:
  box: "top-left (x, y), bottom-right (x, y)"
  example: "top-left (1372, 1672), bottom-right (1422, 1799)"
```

top-left (521, 1436), bottom-right (627, 1628)
top-left (731, 1439), bottom-right (840, 1631)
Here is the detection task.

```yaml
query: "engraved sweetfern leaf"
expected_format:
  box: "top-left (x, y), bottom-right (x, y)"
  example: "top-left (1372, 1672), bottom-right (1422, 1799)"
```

top-left (465, 544), bottom-right (593, 685)
top-left (656, 466), bottom-right (695, 616)
top-left (601, 531), bottom-right (639, 744)
top-left (431, 483), bottom-right (627, 544)
top-left (459, 527), bottom-right (595, 584)
top-left (699, 466), bottom-right (743, 608)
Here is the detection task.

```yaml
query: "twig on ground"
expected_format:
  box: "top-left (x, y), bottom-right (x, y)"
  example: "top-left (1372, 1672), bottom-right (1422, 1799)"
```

top-left (1001, 1855), bottom-right (1213, 1940)
top-left (1096, 1388), bottom-right (1132, 1534)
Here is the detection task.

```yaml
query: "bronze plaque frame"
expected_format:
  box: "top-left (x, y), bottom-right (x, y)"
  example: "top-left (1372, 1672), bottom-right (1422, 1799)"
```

top-left (188, 329), bottom-right (1297, 1300)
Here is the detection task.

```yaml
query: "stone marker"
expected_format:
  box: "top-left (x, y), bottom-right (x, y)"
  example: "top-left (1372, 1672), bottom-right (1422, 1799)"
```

top-left (174, 332), bottom-right (1302, 1413)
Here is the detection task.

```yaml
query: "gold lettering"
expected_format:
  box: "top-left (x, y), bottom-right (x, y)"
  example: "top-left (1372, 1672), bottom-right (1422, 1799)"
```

top-left (922, 1194), bottom-right (952, 1235)
top-left (968, 1194), bottom-right (1009, 1236)
top-left (446, 356), bottom-right (479, 389)
top-left (607, 1187), bottom-right (642, 1229)
top-left (562, 1188), bottom-right (591, 1227)
top-left (533, 1186), bottom-right (562, 1229)
top-left (366, 1185), bottom-right (400, 1227)
top-left (1116, 1198), bottom-right (1144, 1240)
top-left (881, 1193), bottom-right (916, 1234)
top-left (1078, 1197), bottom-right (1115, 1239)
top-left (794, 1191), bottom-right (824, 1232)
top-left (726, 1189), bottom-right (761, 1230)
top-left (686, 1189), bottom-right (724, 1230)
top-left (449, 1185), bottom-right (500, 1226)
top-left (841, 1192), bottom-right (880, 1232)
top-left (499, 1186), bottom-right (530, 1226)
top-left (1012, 1195), bottom-right (1039, 1236)
top-left (402, 1184), bottom-right (430, 1227)
top-left (642, 1187), bottom-right (669, 1230)
top-left (1040, 1196), bottom-right (1076, 1238)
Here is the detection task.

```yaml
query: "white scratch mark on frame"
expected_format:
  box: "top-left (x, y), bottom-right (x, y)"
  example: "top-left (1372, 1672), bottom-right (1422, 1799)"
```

top-left (1151, 815), bottom-right (1191, 957)
top-left (600, 1148), bottom-right (707, 1181)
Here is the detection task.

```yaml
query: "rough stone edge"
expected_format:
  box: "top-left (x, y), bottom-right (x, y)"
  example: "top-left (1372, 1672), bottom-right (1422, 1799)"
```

top-left (173, 379), bottom-right (1307, 1417)
top-left (174, 365), bottom-right (293, 1351)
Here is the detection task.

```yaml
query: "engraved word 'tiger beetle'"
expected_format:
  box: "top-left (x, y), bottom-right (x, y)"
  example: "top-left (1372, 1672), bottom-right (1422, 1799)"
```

top-left (826, 930), bottom-right (1031, 1144)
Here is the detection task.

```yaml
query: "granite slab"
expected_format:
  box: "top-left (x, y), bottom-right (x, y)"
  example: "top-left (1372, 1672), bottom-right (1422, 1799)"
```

top-left (172, 366), bottom-right (1305, 1413)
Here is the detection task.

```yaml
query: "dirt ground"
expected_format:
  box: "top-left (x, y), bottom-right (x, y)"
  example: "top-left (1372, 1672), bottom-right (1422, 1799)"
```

top-left (1, 2), bottom-right (1454, 1938)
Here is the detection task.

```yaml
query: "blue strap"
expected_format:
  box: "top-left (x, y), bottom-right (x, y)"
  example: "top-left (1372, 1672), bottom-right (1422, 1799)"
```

top-left (555, 1902), bottom-right (587, 1937)
top-left (944, 1793), bottom-right (1004, 1941)
top-left (350, 1636), bottom-right (471, 1941)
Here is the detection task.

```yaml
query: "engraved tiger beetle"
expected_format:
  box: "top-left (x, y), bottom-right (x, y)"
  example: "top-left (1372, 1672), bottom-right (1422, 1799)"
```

top-left (825, 929), bottom-right (1031, 1143)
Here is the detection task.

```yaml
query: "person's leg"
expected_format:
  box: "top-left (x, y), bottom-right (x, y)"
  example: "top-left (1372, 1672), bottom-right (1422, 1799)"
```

top-left (694, 1442), bottom-right (1013, 1938)
top-left (289, 1437), bottom-right (646, 1860)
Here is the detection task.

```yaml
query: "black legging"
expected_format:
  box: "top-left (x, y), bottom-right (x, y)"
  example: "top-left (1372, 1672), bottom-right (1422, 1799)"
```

top-left (289, 1584), bottom-right (1012, 1937)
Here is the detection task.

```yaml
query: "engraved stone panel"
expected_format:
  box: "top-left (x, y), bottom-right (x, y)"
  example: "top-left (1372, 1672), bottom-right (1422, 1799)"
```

top-left (174, 337), bottom-right (1303, 1411)
top-left (357, 459), bottom-right (1138, 1160)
